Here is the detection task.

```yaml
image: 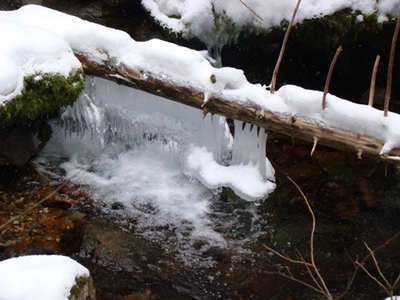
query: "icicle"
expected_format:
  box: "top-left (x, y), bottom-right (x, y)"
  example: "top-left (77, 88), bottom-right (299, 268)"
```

top-left (207, 45), bottom-right (223, 68)
top-left (61, 76), bottom-right (275, 202)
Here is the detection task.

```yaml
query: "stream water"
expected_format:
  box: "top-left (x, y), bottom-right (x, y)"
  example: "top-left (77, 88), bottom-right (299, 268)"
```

top-left (34, 76), bottom-right (400, 299)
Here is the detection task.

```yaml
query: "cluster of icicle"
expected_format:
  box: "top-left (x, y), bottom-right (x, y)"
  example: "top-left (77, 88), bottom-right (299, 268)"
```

top-left (61, 76), bottom-right (275, 203)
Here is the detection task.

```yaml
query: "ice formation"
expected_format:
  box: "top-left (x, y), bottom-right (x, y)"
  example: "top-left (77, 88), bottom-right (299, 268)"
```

top-left (36, 75), bottom-right (275, 258)
top-left (61, 76), bottom-right (275, 202)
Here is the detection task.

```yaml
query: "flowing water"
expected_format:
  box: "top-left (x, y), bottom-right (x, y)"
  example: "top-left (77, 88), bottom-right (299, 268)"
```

top-left (35, 76), bottom-right (400, 299)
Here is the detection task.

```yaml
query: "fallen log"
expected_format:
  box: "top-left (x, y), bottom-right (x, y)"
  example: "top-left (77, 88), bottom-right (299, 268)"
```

top-left (75, 52), bottom-right (400, 164)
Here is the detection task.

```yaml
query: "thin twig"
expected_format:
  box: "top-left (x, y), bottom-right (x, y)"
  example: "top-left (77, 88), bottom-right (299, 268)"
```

top-left (355, 260), bottom-right (390, 294)
top-left (239, 0), bottom-right (264, 21)
top-left (369, 55), bottom-right (381, 107)
top-left (268, 271), bottom-right (329, 296)
top-left (384, 14), bottom-right (400, 117)
top-left (287, 176), bottom-right (333, 299)
top-left (263, 244), bottom-right (312, 266)
top-left (322, 46), bottom-right (342, 110)
top-left (297, 250), bottom-right (326, 295)
top-left (365, 242), bottom-right (391, 288)
top-left (270, 0), bottom-right (302, 94)
top-left (337, 230), bottom-right (400, 299)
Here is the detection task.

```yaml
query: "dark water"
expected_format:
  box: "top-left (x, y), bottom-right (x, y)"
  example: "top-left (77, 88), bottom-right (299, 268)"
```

top-left (52, 135), bottom-right (400, 300)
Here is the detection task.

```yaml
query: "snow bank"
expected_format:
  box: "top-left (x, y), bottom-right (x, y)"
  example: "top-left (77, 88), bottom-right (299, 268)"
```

top-left (0, 17), bottom-right (80, 104)
top-left (0, 255), bottom-right (90, 300)
top-left (141, 0), bottom-right (381, 46)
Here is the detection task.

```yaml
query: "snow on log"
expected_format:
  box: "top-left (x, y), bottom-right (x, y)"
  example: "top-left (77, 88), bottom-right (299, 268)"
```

top-left (3, 5), bottom-right (400, 164)
top-left (75, 52), bottom-right (400, 164)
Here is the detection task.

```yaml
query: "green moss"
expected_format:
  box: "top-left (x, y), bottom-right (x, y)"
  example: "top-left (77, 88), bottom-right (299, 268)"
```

top-left (291, 8), bottom-right (391, 48)
top-left (68, 275), bottom-right (90, 300)
top-left (0, 69), bottom-right (84, 128)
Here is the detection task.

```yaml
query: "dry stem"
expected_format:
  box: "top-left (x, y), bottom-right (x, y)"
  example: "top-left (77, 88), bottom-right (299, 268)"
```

top-left (264, 177), bottom-right (400, 299)
top-left (355, 242), bottom-right (400, 298)
top-left (270, 0), bottom-right (301, 94)
top-left (369, 55), bottom-right (381, 107)
top-left (322, 46), bottom-right (342, 110)
top-left (239, 0), bottom-right (264, 21)
top-left (264, 176), bottom-right (333, 299)
top-left (384, 14), bottom-right (400, 117)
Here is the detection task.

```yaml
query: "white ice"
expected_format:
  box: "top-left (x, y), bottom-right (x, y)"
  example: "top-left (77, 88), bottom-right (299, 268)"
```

top-left (0, 255), bottom-right (90, 300)
top-left (54, 76), bottom-right (274, 202)
top-left (38, 76), bottom-right (274, 261)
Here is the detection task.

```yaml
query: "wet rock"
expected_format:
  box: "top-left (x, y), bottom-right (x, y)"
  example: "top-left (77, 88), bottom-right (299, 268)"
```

top-left (78, 218), bottom-right (163, 274)
top-left (69, 274), bottom-right (97, 300)
top-left (313, 149), bottom-right (379, 184)
top-left (354, 176), bottom-right (376, 206)
top-left (0, 122), bottom-right (52, 168)
top-left (111, 201), bottom-right (125, 210)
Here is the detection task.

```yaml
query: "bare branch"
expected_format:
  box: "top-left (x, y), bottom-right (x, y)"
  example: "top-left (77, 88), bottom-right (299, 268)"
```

top-left (365, 242), bottom-right (392, 288)
top-left (270, 0), bottom-right (302, 94)
top-left (264, 244), bottom-right (312, 266)
top-left (384, 14), bottom-right (400, 117)
top-left (322, 46), bottom-right (342, 110)
top-left (369, 55), bottom-right (381, 107)
top-left (287, 176), bottom-right (333, 299)
top-left (239, 0), bottom-right (264, 21)
top-left (355, 260), bottom-right (390, 295)
top-left (268, 271), bottom-right (329, 296)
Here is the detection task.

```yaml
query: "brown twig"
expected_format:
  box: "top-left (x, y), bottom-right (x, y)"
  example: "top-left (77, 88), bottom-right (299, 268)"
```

top-left (267, 270), bottom-right (330, 296)
top-left (369, 55), bottom-right (381, 107)
top-left (265, 176), bottom-right (400, 299)
top-left (263, 244), bottom-right (312, 266)
top-left (384, 14), bottom-right (400, 117)
top-left (337, 230), bottom-right (400, 299)
top-left (287, 176), bottom-right (333, 299)
top-left (355, 242), bottom-right (400, 298)
top-left (264, 176), bottom-right (333, 299)
top-left (322, 46), bottom-right (342, 110)
top-left (270, 0), bottom-right (302, 94)
top-left (239, 0), bottom-right (264, 21)
top-left (355, 260), bottom-right (390, 294)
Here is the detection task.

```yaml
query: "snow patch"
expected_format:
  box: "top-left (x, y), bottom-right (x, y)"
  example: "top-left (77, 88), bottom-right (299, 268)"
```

top-left (0, 255), bottom-right (90, 300)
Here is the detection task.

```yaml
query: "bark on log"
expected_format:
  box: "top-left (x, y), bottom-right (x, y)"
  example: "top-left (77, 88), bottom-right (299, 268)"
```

top-left (75, 52), bottom-right (400, 164)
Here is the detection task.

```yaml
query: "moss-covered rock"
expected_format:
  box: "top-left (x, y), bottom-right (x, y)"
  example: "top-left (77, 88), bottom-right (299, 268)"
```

top-left (291, 8), bottom-right (395, 48)
top-left (68, 274), bottom-right (96, 300)
top-left (0, 69), bottom-right (84, 128)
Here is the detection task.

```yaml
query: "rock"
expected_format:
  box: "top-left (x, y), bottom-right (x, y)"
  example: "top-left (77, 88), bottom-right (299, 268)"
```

top-left (0, 121), bottom-right (52, 168)
top-left (69, 274), bottom-right (96, 300)
top-left (78, 218), bottom-right (163, 273)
